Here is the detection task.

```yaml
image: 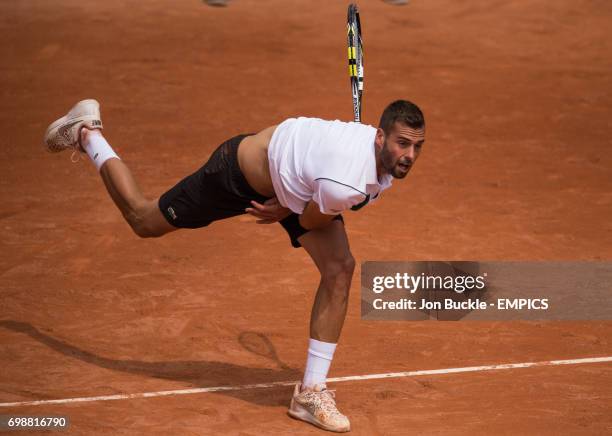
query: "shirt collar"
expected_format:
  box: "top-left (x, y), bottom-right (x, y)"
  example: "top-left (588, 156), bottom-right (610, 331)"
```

top-left (378, 173), bottom-right (393, 190)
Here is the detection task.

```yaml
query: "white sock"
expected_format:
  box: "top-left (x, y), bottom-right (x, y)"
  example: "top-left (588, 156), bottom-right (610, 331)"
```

top-left (83, 130), bottom-right (120, 171)
top-left (302, 338), bottom-right (337, 389)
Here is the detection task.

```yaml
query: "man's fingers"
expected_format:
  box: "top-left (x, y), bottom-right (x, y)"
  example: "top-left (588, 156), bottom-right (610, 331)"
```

top-left (250, 200), bottom-right (278, 214)
top-left (245, 207), bottom-right (260, 216)
top-left (249, 200), bottom-right (282, 215)
top-left (249, 200), bottom-right (267, 211)
top-left (245, 208), bottom-right (275, 219)
top-left (246, 198), bottom-right (290, 223)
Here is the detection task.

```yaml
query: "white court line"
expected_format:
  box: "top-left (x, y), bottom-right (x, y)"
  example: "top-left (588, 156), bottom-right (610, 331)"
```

top-left (1, 356), bottom-right (611, 408)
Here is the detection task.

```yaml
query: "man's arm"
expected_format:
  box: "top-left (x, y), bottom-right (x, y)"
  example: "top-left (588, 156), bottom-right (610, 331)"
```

top-left (245, 197), bottom-right (292, 224)
top-left (299, 200), bottom-right (339, 230)
top-left (299, 179), bottom-right (366, 230)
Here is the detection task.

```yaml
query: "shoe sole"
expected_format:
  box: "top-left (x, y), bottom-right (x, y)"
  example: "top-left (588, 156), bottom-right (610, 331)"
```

top-left (287, 402), bottom-right (350, 433)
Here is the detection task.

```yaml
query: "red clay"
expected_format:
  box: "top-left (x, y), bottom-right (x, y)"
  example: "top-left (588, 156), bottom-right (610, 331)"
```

top-left (1, 0), bottom-right (611, 434)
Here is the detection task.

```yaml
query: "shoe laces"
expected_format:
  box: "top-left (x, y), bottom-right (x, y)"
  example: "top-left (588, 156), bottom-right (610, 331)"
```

top-left (319, 389), bottom-right (345, 418)
top-left (302, 387), bottom-right (341, 416)
top-left (70, 149), bottom-right (81, 163)
top-left (319, 389), bottom-right (337, 405)
top-left (70, 128), bottom-right (86, 163)
top-left (323, 388), bottom-right (336, 399)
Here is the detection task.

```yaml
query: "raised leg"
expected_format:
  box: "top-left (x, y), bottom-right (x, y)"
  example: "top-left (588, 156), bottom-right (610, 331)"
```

top-left (81, 128), bottom-right (177, 238)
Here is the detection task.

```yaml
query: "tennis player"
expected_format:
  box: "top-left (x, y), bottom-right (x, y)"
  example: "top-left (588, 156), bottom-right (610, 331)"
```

top-left (43, 99), bottom-right (425, 432)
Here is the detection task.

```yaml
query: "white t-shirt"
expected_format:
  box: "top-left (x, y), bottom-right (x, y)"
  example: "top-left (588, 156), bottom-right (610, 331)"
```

top-left (268, 117), bottom-right (393, 214)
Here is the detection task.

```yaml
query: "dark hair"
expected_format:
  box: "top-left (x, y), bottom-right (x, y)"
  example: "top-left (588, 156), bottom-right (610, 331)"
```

top-left (378, 100), bottom-right (425, 133)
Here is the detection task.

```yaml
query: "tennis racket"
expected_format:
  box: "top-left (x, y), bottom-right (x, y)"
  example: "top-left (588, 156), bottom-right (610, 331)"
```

top-left (347, 3), bottom-right (364, 122)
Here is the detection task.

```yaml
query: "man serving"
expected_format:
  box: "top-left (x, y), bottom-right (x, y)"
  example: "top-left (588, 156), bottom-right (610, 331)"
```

top-left (44, 99), bottom-right (425, 432)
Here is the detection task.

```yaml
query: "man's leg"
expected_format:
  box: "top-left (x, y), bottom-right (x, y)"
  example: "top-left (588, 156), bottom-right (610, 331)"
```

top-left (45, 100), bottom-right (177, 238)
top-left (299, 219), bottom-right (355, 343)
top-left (80, 128), bottom-right (177, 238)
top-left (287, 219), bottom-right (353, 432)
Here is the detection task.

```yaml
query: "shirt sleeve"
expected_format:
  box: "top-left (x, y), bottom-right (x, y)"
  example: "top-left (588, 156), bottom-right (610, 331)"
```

top-left (312, 178), bottom-right (367, 214)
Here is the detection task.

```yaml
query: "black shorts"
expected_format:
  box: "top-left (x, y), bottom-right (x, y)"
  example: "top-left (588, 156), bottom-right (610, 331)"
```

top-left (158, 134), bottom-right (343, 248)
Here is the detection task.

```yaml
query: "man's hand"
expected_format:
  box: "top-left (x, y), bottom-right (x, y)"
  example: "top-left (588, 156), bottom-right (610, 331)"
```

top-left (245, 197), bottom-right (292, 224)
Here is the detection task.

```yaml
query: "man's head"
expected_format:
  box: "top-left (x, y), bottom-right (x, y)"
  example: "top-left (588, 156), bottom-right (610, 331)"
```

top-left (375, 100), bottom-right (425, 179)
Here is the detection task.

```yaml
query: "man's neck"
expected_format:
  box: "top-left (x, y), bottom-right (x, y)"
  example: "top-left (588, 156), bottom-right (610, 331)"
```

top-left (374, 143), bottom-right (386, 182)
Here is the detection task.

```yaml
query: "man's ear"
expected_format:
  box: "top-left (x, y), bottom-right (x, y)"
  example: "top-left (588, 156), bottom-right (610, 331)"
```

top-left (375, 128), bottom-right (385, 150)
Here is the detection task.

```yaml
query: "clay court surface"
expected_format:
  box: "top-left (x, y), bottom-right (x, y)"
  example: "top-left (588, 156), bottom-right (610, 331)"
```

top-left (1, 0), bottom-right (611, 434)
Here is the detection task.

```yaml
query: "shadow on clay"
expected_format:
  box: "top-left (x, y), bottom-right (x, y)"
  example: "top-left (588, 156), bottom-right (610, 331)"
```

top-left (0, 320), bottom-right (300, 408)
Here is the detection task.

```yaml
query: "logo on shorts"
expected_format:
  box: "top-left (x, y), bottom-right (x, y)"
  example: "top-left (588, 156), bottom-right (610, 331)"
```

top-left (167, 206), bottom-right (177, 220)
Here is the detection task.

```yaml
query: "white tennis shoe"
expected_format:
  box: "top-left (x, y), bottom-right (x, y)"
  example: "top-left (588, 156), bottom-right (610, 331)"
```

top-left (44, 99), bottom-right (103, 153)
top-left (288, 383), bottom-right (351, 432)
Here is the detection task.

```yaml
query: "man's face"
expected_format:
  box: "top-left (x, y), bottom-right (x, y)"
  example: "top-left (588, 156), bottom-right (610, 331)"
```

top-left (376, 122), bottom-right (425, 179)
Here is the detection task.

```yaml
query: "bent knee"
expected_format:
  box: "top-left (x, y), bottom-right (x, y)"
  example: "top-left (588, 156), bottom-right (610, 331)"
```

top-left (125, 201), bottom-right (166, 238)
top-left (321, 254), bottom-right (356, 287)
top-left (128, 218), bottom-right (156, 238)
top-left (131, 223), bottom-right (158, 238)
